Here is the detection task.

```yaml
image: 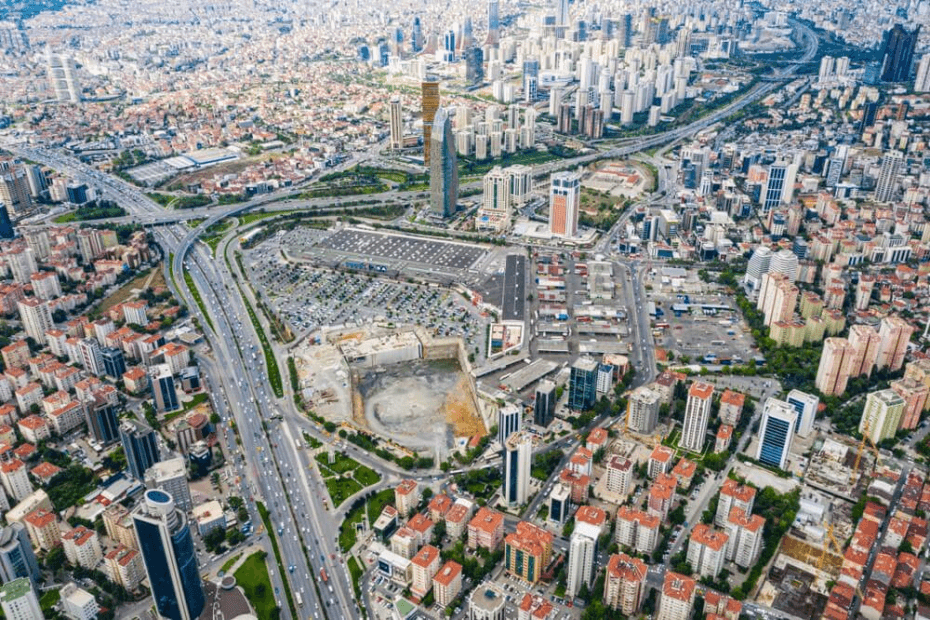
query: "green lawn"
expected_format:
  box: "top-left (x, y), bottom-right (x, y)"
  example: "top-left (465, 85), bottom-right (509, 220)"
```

top-left (326, 477), bottom-right (364, 507)
top-left (40, 588), bottom-right (60, 614)
top-left (164, 393), bottom-right (210, 422)
top-left (316, 451), bottom-right (360, 475)
top-left (339, 507), bottom-right (364, 552)
top-left (220, 552), bottom-right (242, 574)
top-left (234, 552), bottom-right (279, 619)
top-left (354, 464), bottom-right (380, 486)
top-left (367, 489), bottom-right (396, 523)
top-left (239, 209), bottom-right (301, 226)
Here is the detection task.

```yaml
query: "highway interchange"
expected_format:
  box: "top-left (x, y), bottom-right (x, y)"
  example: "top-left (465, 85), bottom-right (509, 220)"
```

top-left (0, 19), bottom-right (822, 620)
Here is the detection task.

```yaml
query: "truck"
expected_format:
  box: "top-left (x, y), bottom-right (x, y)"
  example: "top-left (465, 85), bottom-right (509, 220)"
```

top-left (296, 592), bottom-right (303, 607)
top-left (320, 568), bottom-right (328, 582)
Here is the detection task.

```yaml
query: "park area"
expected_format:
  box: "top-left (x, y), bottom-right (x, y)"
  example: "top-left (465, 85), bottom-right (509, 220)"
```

top-left (316, 451), bottom-right (381, 507)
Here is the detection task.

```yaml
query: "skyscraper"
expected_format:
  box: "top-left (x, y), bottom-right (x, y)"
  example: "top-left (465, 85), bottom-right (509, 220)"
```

top-left (120, 419), bottom-right (160, 481)
top-left (389, 98), bottom-right (403, 150)
top-left (756, 399), bottom-right (797, 469)
top-left (569, 357), bottom-right (598, 411)
top-left (815, 337), bottom-right (854, 396)
top-left (859, 389), bottom-right (905, 443)
top-left (680, 382), bottom-right (714, 453)
top-left (534, 380), bottom-right (557, 427)
top-left (429, 107), bottom-right (458, 218)
top-left (566, 519), bottom-right (601, 596)
top-left (85, 400), bottom-right (120, 444)
top-left (876, 316), bottom-right (914, 372)
top-left (556, 0), bottom-right (570, 27)
top-left (132, 489), bottom-right (205, 620)
top-left (627, 385), bottom-right (661, 433)
top-left (785, 390), bottom-right (819, 438)
top-left (880, 24), bottom-right (920, 82)
top-left (549, 171), bottom-right (581, 238)
top-left (421, 78), bottom-right (440, 165)
top-left (464, 47), bottom-right (484, 87)
top-left (503, 432), bottom-right (531, 506)
top-left (498, 404), bottom-right (522, 446)
top-left (874, 150), bottom-right (903, 203)
top-left (0, 162), bottom-right (31, 215)
top-left (487, 0), bottom-right (500, 45)
top-left (153, 364), bottom-right (180, 413)
top-left (410, 17), bottom-right (423, 53)
top-left (0, 206), bottom-right (13, 240)
top-left (915, 54), bottom-right (930, 92)
top-left (0, 524), bottom-right (39, 587)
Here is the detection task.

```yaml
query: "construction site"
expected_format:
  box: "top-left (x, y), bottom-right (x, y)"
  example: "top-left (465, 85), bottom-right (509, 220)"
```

top-left (292, 324), bottom-right (489, 461)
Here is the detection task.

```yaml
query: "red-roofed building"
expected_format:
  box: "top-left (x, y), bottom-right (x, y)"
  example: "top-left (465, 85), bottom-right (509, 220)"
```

top-left (24, 507), bottom-right (60, 551)
top-left (658, 572), bottom-right (696, 620)
top-left (62, 525), bottom-right (102, 569)
top-left (427, 494), bottom-right (453, 522)
top-left (648, 445), bottom-right (675, 479)
top-left (517, 594), bottom-right (555, 620)
top-left (585, 428), bottom-right (609, 452)
top-left (432, 560), bottom-right (462, 607)
top-left (505, 522), bottom-right (553, 584)
top-left (719, 390), bottom-right (745, 426)
top-left (30, 461), bottom-right (61, 484)
top-left (604, 553), bottom-right (647, 615)
top-left (467, 507), bottom-right (504, 550)
top-left (410, 544), bottom-right (441, 598)
top-left (671, 458), bottom-right (696, 489)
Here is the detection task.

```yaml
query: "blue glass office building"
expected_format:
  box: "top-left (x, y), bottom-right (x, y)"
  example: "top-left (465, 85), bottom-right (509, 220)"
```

top-left (756, 399), bottom-right (797, 470)
top-left (133, 490), bottom-right (204, 620)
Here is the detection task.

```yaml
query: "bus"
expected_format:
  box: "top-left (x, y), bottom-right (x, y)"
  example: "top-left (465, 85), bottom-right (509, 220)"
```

top-left (296, 592), bottom-right (303, 607)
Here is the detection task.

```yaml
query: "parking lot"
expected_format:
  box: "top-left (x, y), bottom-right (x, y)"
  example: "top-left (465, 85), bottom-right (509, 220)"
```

top-left (244, 245), bottom-right (489, 354)
top-left (314, 228), bottom-right (488, 271)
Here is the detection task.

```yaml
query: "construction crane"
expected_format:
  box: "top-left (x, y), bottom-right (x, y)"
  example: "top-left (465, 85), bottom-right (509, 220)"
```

top-left (849, 421), bottom-right (881, 485)
top-left (817, 523), bottom-right (843, 570)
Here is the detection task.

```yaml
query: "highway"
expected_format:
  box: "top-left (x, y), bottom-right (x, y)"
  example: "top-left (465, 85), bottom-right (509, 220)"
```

top-left (3, 18), bottom-right (822, 619)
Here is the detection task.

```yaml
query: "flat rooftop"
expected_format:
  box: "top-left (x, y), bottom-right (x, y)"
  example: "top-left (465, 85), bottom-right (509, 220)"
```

top-left (314, 228), bottom-right (487, 271)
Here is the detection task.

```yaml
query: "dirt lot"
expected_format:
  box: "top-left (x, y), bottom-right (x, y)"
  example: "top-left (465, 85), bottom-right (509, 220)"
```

top-left (97, 265), bottom-right (166, 315)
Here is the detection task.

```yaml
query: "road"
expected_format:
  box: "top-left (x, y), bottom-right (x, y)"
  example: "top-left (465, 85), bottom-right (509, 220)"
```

top-left (6, 18), bottom-right (821, 619)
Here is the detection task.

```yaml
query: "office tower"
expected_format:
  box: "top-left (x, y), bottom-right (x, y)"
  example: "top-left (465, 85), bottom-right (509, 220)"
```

top-left (464, 47), bottom-right (484, 87)
top-left (686, 525), bottom-right (728, 578)
top-left (762, 162), bottom-right (796, 214)
top-left (881, 24), bottom-right (920, 82)
top-left (626, 385), bottom-right (661, 433)
top-left (0, 578), bottom-right (41, 620)
top-left (549, 483), bottom-right (571, 524)
top-left (680, 382), bottom-right (713, 453)
top-left (152, 364), bottom-right (179, 413)
top-left (891, 377), bottom-right (928, 430)
top-left (815, 338), bottom-right (854, 396)
top-left (145, 457), bottom-right (192, 512)
top-left (480, 166), bottom-right (512, 230)
top-left (497, 404), bottom-right (522, 446)
top-left (0, 162), bottom-right (31, 215)
top-left (0, 524), bottom-right (39, 586)
top-left (522, 60), bottom-right (539, 100)
top-left (0, 206), bottom-right (13, 240)
top-left (410, 17), bottom-right (422, 53)
top-left (46, 49), bottom-right (80, 103)
top-left (818, 55), bottom-right (834, 84)
top-left (657, 572), bottom-right (696, 620)
top-left (786, 390), bottom-right (819, 437)
top-left (85, 400), bottom-right (119, 444)
top-left (859, 389), bottom-right (905, 443)
top-left (556, 0), bottom-right (569, 26)
top-left (566, 519), bottom-right (601, 596)
top-left (79, 337), bottom-right (104, 376)
top-left (604, 554), bottom-right (647, 615)
top-left (744, 246), bottom-right (772, 291)
top-left (421, 79), bottom-right (440, 165)
top-left (769, 249), bottom-right (799, 282)
top-left (487, 0), bottom-right (500, 45)
top-left (120, 420), bottom-right (160, 481)
top-left (429, 107), bottom-right (458, 218)
top-left (389, 98), bottom-right (403, 149)
top-left (549, 171), bottom-right (580, 238)
top-left (616, 13), bottom-right (632, 47)
top-left (756, 399), bottom-right (797, 469)
top-left (568, 357), bottom-right (598, 411)
top-left (442, 29), bottom-right (456, 63)
top-left (534, 380), bottom-right (556, 427)
top-left (16, 298), bottom-right (52, 345)
top-left (102, 347), bottom-right (125, 378)
top-left (916, 54), bottom-right (930, 92)
top-left (503, 432), bottom-right (531, 506)
top-left (132, 489), bottom-right (205, 620)
top-left (876, 316), bottom-right (914, 372)
top-left (874, 150), bottom-right (903, 203)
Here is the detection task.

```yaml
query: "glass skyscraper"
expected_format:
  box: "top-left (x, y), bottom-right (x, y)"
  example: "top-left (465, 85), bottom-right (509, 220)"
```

top-left (133, 489), bottom-right (205, 620)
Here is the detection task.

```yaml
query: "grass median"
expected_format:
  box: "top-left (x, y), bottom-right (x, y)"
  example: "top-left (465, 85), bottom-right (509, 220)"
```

top-left (241, 291), bottom-right (283, 397)
top-left (256, 501), bottom-right (297, 619)
top-left (234, 552), bottom-right (279, 619)
top-left (183, 269), bottom-right (215, 332)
